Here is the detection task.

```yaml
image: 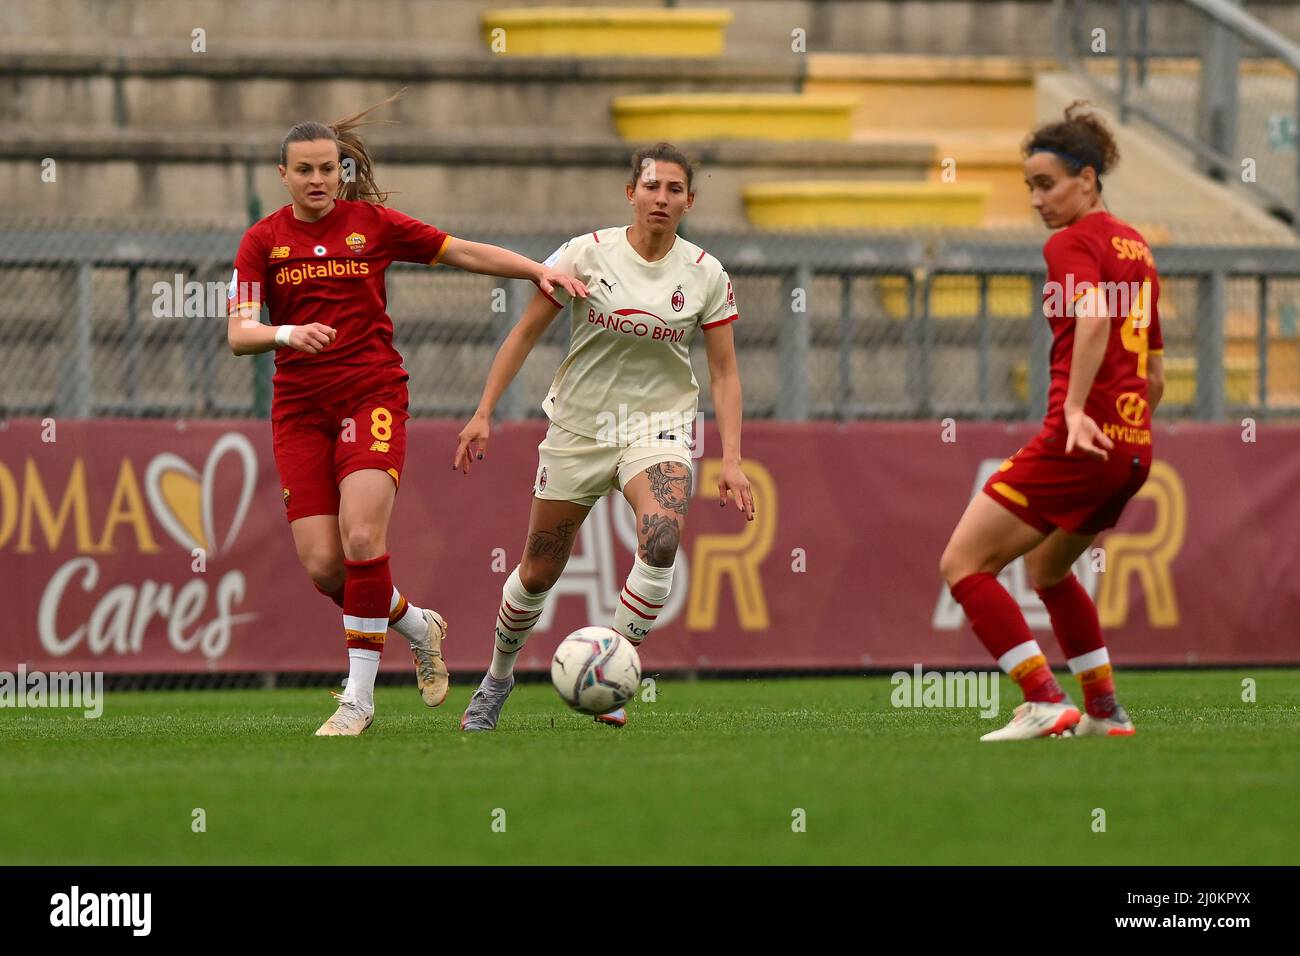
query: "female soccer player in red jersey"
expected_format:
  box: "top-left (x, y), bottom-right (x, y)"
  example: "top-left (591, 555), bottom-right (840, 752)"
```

top-left (940, 102), bottom-right (1165, 741)
top-left (227, 97), bottom-right (587, 736)
top-left (451, 143), bottom-right (754, 731)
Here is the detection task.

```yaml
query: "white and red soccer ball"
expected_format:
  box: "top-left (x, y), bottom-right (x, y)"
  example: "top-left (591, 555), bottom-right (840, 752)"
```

top-left (550, 626), bottom-right (642, 715)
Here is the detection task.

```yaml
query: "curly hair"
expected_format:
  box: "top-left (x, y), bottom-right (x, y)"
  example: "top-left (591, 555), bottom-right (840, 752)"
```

top-left (1023, 100), bottom-right (1120, 192)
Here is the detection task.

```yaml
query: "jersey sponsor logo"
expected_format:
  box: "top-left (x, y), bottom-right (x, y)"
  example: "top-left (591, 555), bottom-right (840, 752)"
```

top-left (274, 259), bottom-right (371, 286)
top-left (1115, 391), bottom-right (1149, 427)
top-left (345, 232), bottom-right (366, 255)
top-left (586, 307), bottom-right (684, 343)
top-left (269, 246), bottom-right (290, 260)
top-left (671, 286), bottom-right (685, 312)
top-left (1102, 422), bottom-right (1152, 446)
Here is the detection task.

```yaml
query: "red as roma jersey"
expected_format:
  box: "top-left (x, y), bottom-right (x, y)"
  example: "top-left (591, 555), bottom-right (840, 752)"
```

top-left (1040, 210), bottom-right (1164, 461)
top-left (229, 199), bottom-right (452, 416)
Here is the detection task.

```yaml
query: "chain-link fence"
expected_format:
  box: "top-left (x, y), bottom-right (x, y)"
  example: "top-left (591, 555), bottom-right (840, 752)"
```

top-left (2, 221), bottom-right (1297, 423)
top-left (1056, 0), bottom-right (1300, 230)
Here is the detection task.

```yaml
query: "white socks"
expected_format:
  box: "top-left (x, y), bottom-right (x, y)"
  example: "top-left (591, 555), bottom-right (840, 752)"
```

top-left (388, 587), bottom-right (427, 642)
top-left (337, 590), bottom-right (427, 714)
top-left (343, 647), bottom-right (381, 712)
top-left (490, 566), bottom-right (550, 679)
top-left (613, 554), bottom-right (673, 645)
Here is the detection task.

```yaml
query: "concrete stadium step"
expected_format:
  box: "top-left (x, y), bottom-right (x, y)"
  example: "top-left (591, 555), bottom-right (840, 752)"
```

top-left (0, 42), bottom-right (804, 132)
top-left (9, 0), bottom-right (1300, 59)
top-left (611, 93), bottom-right (857, 142)
top-left (0, 125), bottom-right (934, 227)
top-left (805, 53), bottom-right (1046, 132)
top-left (479, 7), bottom-right (733, 57)
top-left (0, 0), bottom-right (1068, 58)
top-left (742, 181), bottom-right (992, 229)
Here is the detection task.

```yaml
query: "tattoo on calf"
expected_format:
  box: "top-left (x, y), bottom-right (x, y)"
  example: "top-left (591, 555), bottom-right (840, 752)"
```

top-left (639, 513), bottom-right (680, 566)
top-left (646, 462), bottom-right (691, 516)
top-left (528, 518), bottom-right (576, 564)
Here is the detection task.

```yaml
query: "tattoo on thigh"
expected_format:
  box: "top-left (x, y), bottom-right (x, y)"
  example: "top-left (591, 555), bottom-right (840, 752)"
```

top-left (528, 518), bottom-right (576, 564)
top-left (639, 513), bottom-right (680, 565)
top-left (645, 462), bottom-right (691, 516)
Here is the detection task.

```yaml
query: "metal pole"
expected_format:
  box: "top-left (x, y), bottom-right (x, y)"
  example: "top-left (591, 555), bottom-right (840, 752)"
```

top-left (912, 271), bottom-right (934, 419)
top-left (1195, 271), bottom-right (1227, 419)
top-left (247, 162), bottom-right (272, 419)
top-left (1257, 274), bottom-right (1269, 417)
top-left (977, 273), bottom-right (991, 417)
top-left (1197, 0), bottom-right (1242, 183)
top-left (1117, 0), bottom-right (1129, 124)
top-left (126, 265), bottom-right (140, 412)
top-left (777, 266), bottom-right (810, 421)
top-left (1294, 74), bottom-right (1300, 237)
top-left (838, 275), bottom-right (853, 422)
top-left (70, 263), bottom-right (94, 418)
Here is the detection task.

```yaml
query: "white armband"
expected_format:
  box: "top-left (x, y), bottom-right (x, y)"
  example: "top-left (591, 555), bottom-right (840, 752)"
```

top-left (274, 325), bottom-right (293, 347)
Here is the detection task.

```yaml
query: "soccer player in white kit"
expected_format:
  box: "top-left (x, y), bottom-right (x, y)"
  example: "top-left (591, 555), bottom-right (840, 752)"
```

top-left (453, 143), bottom-right (756, 729)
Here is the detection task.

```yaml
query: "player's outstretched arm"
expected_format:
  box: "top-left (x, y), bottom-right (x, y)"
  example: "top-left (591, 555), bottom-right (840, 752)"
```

top-left (439, 238), bottom-right (588, 302)
top-left (703, 321), bottom-right (755, 520)
top-left (453, 289), bottom-right (563, 475)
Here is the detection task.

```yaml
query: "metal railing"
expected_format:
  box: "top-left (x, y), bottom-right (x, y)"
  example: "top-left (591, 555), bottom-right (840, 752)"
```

top-left (1, 227), bottom-right (1298, 423)
top-left (1055, 0), bottom-right (1300, 232)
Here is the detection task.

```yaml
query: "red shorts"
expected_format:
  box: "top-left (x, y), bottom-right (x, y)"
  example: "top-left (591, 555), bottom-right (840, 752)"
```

top-left (271, 383), bottom-right (410, 522)
top-left (981, 429), bottom-right (1150, 535)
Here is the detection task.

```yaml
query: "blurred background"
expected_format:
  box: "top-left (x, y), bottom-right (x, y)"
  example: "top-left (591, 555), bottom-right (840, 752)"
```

top-left (1, 0), bottom-right (1297, 425)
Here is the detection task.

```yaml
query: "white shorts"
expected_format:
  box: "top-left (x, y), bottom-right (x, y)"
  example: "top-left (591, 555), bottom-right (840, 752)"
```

top-left (533, 420), bottom-right (694, 507)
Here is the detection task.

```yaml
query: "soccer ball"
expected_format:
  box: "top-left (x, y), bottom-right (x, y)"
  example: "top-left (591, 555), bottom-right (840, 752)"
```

top-left (550, 626), bottom-right (642, 715)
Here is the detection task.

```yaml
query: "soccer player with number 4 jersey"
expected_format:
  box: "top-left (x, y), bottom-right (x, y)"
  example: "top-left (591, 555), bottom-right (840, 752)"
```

top-left (227, 95), bottom-right (587, 736)
top-left (940, 102), bottom-right (1165, 741)
top-left (453, 143), bottom-right (755, 731)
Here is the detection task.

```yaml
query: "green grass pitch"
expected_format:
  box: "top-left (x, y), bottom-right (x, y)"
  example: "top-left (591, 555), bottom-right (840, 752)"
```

top-left (1, 670), bottom-right (1296, 865)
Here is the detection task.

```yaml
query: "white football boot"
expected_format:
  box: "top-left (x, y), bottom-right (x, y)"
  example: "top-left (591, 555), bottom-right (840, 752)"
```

top-left (315, 693), bottom-right (375, 737)
top-left (980, 699), bottom-right (1081, 742)
top-left (1074, 703), bottom-right (1136, 737)
top-left (409, 608), bottom-right (450, 707)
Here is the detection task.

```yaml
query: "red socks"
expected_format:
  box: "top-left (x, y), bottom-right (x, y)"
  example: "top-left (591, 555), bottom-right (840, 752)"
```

top-left (1034, 574), bottom-right (1104, 659)
top-left (1036, 574), bottom-right (1116, 718)
top-left (950, 572), bottom-right (1066, 704)
top-left (343, 553), bottom-right (393, 653)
